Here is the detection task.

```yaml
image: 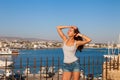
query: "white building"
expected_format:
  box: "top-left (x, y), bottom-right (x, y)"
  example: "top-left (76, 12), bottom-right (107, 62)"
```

top-left (117, 44), bottom-right (120, 48)
top-left (0, 42), bottom-right (2, 48)
top-left (33, 44), bottom-right (38, 48)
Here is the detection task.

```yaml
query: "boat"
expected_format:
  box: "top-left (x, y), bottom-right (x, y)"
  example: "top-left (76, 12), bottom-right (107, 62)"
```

top-left (58, 68), bottom-right (63, 75)
top-left (0, 60), bottom-right (13, 67)
top-left (11, 49), bottom-right (19, 55)
top-left (23, 67), bottom-right (31, 75)
top-left (104, 55), bottom-right (118, 59)
top-left (0, 47), bottom-right (19, 55)
top-left (5, 69), bottom-right (12, 77)
top-left (104, 34), bottom-right (120, 58)
top-left (117, 34), bottom-right (120, 53)
top-left (38, 66), bottom-right (46, 74)
top-left (38, 66), bottom-right (55, 78)
top-left (104, 42), bottom-right (118, 59)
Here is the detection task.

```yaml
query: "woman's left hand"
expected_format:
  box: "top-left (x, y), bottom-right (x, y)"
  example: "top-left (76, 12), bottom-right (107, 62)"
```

top-left (76, 33), bottom-right (83, 37)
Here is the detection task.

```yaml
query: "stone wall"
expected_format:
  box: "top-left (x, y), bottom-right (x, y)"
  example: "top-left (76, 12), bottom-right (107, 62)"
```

top-left (103, 54), bottom-right (120, 80)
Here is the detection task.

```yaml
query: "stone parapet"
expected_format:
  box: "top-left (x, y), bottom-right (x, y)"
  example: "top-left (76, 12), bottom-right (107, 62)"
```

top-left (103, 54), bottom-right (120, 80)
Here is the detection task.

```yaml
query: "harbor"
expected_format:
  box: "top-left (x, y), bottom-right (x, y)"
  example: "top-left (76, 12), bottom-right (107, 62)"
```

top-left (0, 0), bottom-right (120, 79)
top-left (0, 35), bottom-right (120, 80)
top-left (0, 47), bottom-right (119, 80)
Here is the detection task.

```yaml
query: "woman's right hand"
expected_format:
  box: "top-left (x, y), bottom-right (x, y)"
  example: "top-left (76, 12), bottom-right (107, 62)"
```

top-left (57, 26), bottom-right (68, 41)
top-left (70, 26), bottom-right (78, 30)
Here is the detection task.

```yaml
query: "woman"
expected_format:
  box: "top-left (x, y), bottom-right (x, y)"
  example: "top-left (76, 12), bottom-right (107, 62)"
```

top-left (57, 26), bottom-right (91, 80)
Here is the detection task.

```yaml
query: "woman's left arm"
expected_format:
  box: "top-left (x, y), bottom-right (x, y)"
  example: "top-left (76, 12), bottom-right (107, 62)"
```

top-left (76, 33), bottom-right (91, 46)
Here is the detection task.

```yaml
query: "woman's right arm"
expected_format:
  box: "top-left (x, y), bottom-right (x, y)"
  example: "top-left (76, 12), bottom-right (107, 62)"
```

top-left (57, 26), bottom-right (69, 41)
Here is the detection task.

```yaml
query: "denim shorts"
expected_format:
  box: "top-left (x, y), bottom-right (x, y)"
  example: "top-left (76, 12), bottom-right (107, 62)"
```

top-left (63, 59), bottom-right (81, 72)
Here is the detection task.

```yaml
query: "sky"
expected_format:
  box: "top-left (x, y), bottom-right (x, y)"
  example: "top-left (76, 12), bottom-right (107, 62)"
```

top-left (0, 0), bottom-right (120, 43)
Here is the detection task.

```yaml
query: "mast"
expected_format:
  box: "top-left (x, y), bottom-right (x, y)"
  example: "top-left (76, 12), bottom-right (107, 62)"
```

top-left (108, 41), bottom-right (110, 55)
top-left (118, 34), bottom-right (120, 54)
top-left (112, 41), bottom-right (114, 55)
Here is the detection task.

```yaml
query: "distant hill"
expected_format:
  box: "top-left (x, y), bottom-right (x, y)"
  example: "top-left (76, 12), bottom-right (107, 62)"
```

top-left (0, 36), bottom-right (52, 41)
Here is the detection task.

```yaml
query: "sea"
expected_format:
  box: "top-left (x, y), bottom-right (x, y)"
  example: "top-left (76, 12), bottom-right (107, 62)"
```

top-left (0, 48), bottom-right (119, 77)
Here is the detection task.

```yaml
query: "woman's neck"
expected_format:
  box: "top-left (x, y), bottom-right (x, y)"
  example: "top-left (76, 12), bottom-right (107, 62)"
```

top-left (66, 37), bottom-right (75, 46)
top-left (68, 37), bottom-right (74, 42)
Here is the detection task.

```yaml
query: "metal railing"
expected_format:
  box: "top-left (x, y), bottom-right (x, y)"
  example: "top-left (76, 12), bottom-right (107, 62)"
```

top-left (0, 56), bottom-right (120, 80)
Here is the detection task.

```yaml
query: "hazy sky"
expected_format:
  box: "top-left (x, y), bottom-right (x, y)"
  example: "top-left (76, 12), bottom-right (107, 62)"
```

top-left (0, 0), bottom-right (120, 43)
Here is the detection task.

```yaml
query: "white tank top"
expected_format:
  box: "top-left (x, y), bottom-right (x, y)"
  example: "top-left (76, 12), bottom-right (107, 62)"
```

top-left (62, 40), bottom-right (78, 63)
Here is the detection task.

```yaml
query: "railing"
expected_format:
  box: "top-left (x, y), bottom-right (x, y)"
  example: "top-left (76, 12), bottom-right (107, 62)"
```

top-left (0, 56), bottom-right (120, 80)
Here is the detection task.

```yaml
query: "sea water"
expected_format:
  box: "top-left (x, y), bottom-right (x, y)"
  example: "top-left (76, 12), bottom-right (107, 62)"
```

top-left (1, 48), bottom-right (118, 77)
